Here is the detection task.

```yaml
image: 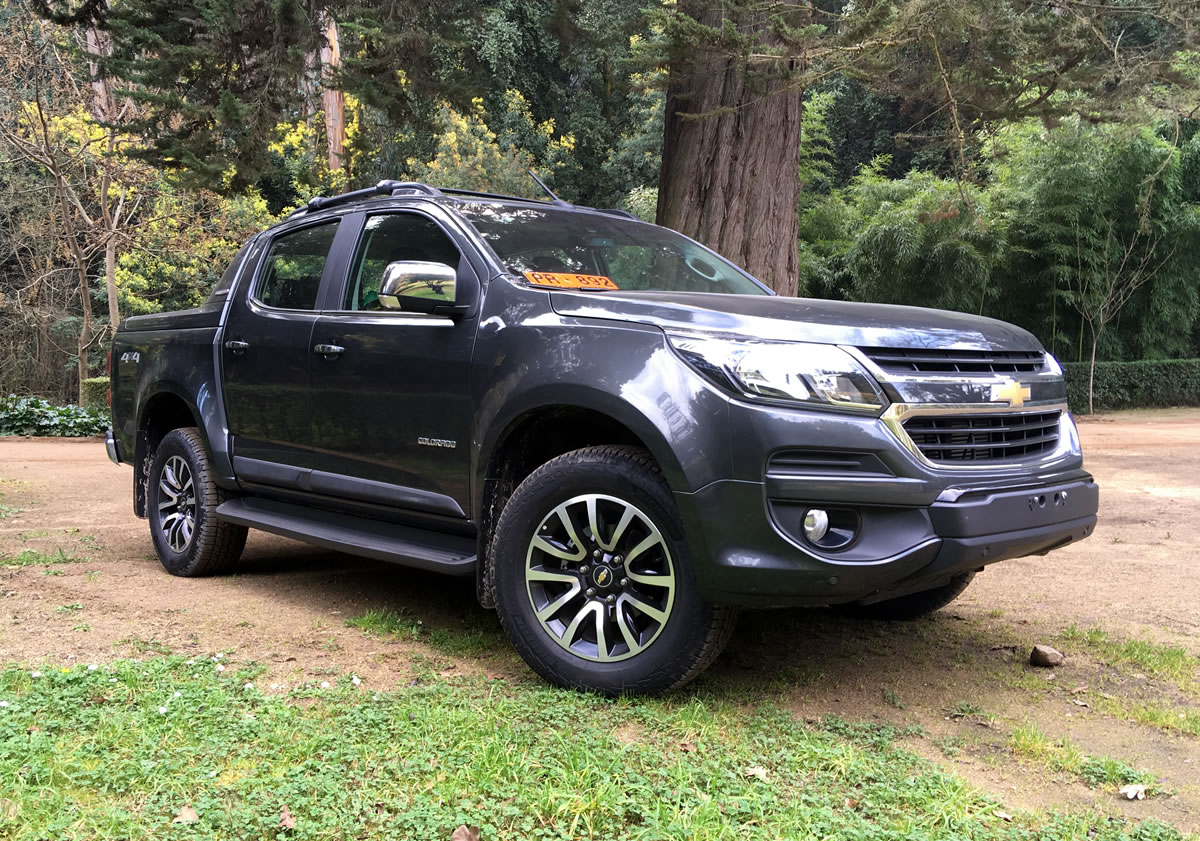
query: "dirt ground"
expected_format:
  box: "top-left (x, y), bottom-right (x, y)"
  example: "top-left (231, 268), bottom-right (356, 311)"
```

top-left (2, 409), bottom-right (1198, 831)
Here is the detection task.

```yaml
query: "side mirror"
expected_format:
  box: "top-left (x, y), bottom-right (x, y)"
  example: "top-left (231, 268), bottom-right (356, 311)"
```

top-left (377, 261), bottom-right (458, 315)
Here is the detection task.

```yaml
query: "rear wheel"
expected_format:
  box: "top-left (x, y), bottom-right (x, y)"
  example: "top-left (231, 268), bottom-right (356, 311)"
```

top-left (492, 446), bottom-right (736, 695)
top-left (838, 572), bottom-right (975, 620)
top-left (147, 428), bottom-right (247, 576)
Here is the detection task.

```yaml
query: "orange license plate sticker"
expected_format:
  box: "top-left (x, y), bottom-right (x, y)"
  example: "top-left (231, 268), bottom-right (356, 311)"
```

top-left (523, 271), bottom-right (619, 291)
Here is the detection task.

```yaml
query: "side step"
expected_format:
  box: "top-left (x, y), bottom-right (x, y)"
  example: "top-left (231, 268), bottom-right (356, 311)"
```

top-left (215, 497), bottom-right (476, 576)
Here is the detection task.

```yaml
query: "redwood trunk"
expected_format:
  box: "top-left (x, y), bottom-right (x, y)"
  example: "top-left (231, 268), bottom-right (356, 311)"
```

top-left (657, 1), bottom-right (804, 296)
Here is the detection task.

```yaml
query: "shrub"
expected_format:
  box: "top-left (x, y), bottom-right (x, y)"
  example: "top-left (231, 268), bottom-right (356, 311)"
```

top-left (1064, 360), bottom-right (1200, 414)
top-left (80, 377), bottom-right (109, 411)
top-left (0, 395), bottom-right (108, 437)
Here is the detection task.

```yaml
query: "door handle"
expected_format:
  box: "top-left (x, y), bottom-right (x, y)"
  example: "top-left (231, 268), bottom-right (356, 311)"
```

top-left (224, 340), bottom-right (249, 354)
top-left (313, 343), bottom-right (345, 358)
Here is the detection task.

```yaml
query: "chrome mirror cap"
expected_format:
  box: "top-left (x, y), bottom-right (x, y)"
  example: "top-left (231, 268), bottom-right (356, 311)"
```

top-left (378, 260), bottom-right (457, 311)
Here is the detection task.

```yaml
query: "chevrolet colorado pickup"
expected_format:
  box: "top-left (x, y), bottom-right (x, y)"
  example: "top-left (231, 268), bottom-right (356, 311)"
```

top-left (107, 180), bottom-right (1099, 695)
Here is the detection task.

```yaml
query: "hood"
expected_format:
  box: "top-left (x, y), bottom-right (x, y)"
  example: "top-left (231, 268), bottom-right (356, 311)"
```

top-left (549, 290), bottom-right (1042, 352)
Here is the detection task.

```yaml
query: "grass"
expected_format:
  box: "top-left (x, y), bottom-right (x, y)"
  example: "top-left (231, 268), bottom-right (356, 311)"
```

top-left (0, 658), bottom-right (1189, 841)
top-left (1009, 722), bottom-right (1163, 793)
top-left (343, 607), bottom-right (423, 639)
top-left (1092, 696), bottom-right (1200, 739)
top-left (2, 547), bottom-right (88, 567)
top-left (1060, 625), bottom-right (1198, 689)
top-left (345, 608), bottom-right (506, 658)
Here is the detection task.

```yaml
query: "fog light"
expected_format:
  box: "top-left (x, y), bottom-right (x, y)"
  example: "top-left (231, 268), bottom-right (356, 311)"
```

top-left (803, 509), bottom-right (830, 542)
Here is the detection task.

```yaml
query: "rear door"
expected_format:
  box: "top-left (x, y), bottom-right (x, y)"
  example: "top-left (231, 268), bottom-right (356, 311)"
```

top-left (222, 218), bottom-right (344, 489)
top-left (308, 209), bottom-right (481, 521)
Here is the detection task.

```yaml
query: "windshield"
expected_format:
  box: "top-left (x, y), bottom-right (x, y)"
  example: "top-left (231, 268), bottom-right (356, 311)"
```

top-left (457, 203), bottom-right (769, 295)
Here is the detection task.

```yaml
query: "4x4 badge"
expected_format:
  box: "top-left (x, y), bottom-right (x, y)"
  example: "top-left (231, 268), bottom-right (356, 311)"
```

top-left (991, 380), bottom-right (1032, 407)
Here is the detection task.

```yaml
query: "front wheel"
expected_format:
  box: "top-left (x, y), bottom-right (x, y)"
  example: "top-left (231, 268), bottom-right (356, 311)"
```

top-left (492, 446), bottom-right (736, 695)
top-left (147, 428), bottom-right (247, 576)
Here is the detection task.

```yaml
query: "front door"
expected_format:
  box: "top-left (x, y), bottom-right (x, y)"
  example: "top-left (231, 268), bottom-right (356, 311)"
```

top-left (308, 210), bottom-right (479, 520)
top-left (222, 218), bottom-right (342, 487)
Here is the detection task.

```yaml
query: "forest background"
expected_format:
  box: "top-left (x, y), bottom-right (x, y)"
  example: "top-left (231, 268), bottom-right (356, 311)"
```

top-left (2, 0), bottom-right (1199, 413)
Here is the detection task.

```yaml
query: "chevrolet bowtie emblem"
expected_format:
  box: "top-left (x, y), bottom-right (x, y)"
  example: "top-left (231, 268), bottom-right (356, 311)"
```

top-left (991, 380), bottom-right (1032, 407)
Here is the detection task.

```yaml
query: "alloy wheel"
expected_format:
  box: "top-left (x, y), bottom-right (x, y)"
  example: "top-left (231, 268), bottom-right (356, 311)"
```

top-left (524, 493), bottom-right (676, 662)
top-left (158, 455), bottom-right (196, 553)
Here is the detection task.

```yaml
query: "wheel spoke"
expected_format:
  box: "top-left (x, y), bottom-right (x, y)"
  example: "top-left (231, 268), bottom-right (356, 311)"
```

top-left (615, 605), bottom-right (641, 654)
top-left (626, 568), bottom-right (674, 590)
top-left (535, 581), bottom-right (581, 621)
top-left (553, 504), bottom-right (586, 559)
top-left (623, 532), bottom-right (662, 566)
top-left (561, 601), bottom-right (600, 649)
top-left (158, 480), bottom-right (178, 506)
top-left (531, 535), bottom-right (584, 562)
top-left (602, 506), bottom-right (637, 552)
top-left (618, 592), bottom-right (668, 625)
top-left (527, 567), bottom-right (577, 585)
top-left (586, 497), bottom-right (602, 547)
top-left (593, 608), bottom-right (609, 661)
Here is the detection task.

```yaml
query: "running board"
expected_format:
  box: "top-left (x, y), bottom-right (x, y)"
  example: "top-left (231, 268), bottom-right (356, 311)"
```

top-left (215, 497), bottom-right (476, 576)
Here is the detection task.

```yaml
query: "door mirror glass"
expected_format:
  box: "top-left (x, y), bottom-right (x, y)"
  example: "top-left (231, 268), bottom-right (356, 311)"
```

top-left (377, 261), bottom-right (457, 313)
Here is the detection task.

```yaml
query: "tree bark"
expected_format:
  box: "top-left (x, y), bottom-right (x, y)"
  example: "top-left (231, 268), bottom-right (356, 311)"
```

top-left (321, 17), bottom-right (346, 172)
top-left (656, 0), bottom-right (805, 296)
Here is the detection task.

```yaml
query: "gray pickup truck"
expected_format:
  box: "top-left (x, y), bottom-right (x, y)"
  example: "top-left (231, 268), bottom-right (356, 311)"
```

top-left (107, 180), bottom-right (1099, 694)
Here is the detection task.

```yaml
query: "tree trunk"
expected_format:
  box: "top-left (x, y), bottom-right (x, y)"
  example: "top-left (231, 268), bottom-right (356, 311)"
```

top-left (656, 0), bottom-right (805, 296)
top-left (321, 17), bottom-right (346, 172)
top-left (1087, 326), bottom-right (1098, 416)
top-left (89, 24), bottom-right (122, 330)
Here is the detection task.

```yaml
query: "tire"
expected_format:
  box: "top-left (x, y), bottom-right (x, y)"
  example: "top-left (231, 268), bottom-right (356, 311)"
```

top-left (147, 427), bottom-right (247, 577)
top-left (838, 572), bottom-right (975, 621)
top-left (491, 446), bottom-right (737, 696)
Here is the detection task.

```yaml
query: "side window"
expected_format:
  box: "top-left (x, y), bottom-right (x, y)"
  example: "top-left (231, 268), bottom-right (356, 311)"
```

top-left (344, 213), bottom-right (462, 310)
top-left (254, 221), bottom-right (340, 310)
top-left (205, 239), bottom-right (254, 304)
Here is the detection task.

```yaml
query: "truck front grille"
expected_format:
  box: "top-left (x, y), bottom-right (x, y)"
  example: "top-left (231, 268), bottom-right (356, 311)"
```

top-left (903, 411), bottom-right (1061, 463)
top-left (860, 347), bottom-right (1048, 376)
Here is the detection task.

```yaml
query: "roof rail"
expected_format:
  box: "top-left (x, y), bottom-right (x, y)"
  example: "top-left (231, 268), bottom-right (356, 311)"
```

top-left (288, 180), bottom-right (443, 218)
top-left (436, 187), bottom-right (552, 204)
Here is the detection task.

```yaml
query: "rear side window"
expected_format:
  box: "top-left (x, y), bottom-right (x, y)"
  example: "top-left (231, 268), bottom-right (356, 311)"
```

top-left (254, 221), bottom-right (340, 310)
top-left (205, 240), bottom-right (254, 304)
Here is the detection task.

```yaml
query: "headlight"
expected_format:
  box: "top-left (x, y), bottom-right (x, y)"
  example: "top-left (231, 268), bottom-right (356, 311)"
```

top-left (668, 333), bottom-right (887, 414)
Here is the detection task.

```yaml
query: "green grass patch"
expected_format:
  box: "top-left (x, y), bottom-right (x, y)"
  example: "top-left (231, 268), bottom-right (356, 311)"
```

top-left (0, 658), bottom-right (1189, 840)
top-left (1059, 625), bottom-right (1199, 691)
top-left (1093, 696), bottom-right (1200, 738)
top-left (1009, 722), bottom-right (1163, 793)
top-left (3, 547), bottom-right (88, 567)
top-left (344, 607), bottom-right (423, 639)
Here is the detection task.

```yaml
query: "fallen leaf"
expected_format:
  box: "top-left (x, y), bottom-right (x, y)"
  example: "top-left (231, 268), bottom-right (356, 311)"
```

top-left (1071, 699), bottom-right (1090, 708)
top-left (1119, 783), bottom-right (1147, 801)
top-left (451, 825), bottom-right (481, 841)
top-left (280, 804), bottom-right (296, 830)
top-left (993, 810), bottom-right (1013, 821)
top-left (844, 798), bottom-right (860, 809)
top-left (679, 741), bottom-right (697, 753)
top-left (1069, 685), bottom-right (1088, 695)
top-left (172, 805), bottom-right (199, 824)
top-left (744, 765), bottom-right (769, 782)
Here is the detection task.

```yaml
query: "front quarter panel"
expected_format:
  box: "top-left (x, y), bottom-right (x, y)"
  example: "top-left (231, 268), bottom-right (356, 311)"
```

top-left (471, 279), bottom-right (733, 509)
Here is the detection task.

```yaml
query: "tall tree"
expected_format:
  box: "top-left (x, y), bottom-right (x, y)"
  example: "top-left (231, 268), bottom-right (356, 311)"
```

top-left (654, 0), bottom-right (1200, 294)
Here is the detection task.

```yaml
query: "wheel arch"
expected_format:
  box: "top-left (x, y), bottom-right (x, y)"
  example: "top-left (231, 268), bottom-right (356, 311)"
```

top-left (132, 385), bottom-right (204, 518)
top-left (474, 397), bottom-right (686, 608)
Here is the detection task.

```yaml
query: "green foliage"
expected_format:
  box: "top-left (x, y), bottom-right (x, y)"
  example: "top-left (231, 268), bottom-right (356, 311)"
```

top-left (1063, 359), bottom-right (1200, 414)
top-left (344, 608), bottom-right (423, 638)
top-left (799, 162), bottom-right (1004, 313)
top-left (0, 396), bottom-right (107, 437)
top-left (0, 657), bottom-right (1190, 839)
top-left (79, 377), bottom-right (108, 411)
top-left (2, 547), bottom-right (88, 566)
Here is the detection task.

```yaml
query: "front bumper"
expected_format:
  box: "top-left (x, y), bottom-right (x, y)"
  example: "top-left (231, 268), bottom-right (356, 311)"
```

top-left (677, 473), bottom-right (1098, 608)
